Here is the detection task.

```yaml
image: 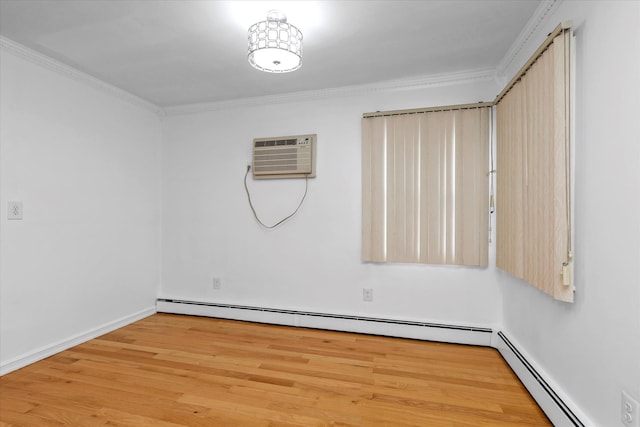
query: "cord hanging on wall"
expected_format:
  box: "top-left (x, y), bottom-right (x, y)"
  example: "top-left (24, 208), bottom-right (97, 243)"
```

top-left (244, 165), bottom-right (309, 229)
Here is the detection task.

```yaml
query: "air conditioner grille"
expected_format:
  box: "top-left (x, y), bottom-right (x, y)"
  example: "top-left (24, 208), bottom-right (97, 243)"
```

top-left (255, 139), bottom-right (298, 147)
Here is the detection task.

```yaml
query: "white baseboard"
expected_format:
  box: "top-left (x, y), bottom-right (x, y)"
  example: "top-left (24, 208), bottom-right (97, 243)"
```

top-left (156, 298), bottom-right (493, 347)
top-left (493, 331), bottom-right (592, 427)
top-left (0, 306), bottom-right (156, 376)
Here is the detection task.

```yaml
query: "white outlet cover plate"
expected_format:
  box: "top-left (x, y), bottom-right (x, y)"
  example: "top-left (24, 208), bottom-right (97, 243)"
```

top-left (8, 201), bottom-right (23, 220)
top-left (623, 391), bottom-right (640, 427)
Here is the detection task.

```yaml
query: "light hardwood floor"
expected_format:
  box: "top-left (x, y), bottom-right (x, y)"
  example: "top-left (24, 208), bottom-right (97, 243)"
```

top-left (0, 313), bottom-right (551, 426)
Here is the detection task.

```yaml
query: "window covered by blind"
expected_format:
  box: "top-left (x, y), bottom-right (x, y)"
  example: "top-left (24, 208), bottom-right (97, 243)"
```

top-left (362, 106), bottom-right (491, 266)
top-left (495, 24), bottom-right (574, 302)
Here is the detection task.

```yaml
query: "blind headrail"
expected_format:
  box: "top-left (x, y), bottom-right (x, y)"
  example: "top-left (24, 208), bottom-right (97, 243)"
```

top-left (363, 102), bottom-right (493, 119)
top-left (495, 21), bottom-right (572, 105)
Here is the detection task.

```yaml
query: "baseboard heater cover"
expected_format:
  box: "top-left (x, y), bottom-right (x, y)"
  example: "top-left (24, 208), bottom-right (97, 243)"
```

top-left (496, 331), bottom-right (586, 427)
top-left (156, 298), bottom-right (493, 346)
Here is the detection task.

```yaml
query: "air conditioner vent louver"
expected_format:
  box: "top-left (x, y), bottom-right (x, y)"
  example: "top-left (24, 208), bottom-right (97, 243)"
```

top-left (255, 139), bottom-right (298, 147)
top-left (252, 134), bottom-right (316, 179)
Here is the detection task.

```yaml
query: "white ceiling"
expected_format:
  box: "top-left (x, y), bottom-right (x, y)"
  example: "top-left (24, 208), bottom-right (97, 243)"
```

top-left (0, 0), bottom-right (542, 108)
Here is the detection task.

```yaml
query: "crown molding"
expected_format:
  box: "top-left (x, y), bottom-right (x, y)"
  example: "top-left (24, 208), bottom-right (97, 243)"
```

top-left (3, 3), bottom-right (555, 120)
top-left (163, 67), bottom-right (496, 117)
top-left (494, 0), bottom-right (562, 86)
top-left (0, 36), bottom-right (163, 116)
top-left (0, 33), bottom-right (494, 118)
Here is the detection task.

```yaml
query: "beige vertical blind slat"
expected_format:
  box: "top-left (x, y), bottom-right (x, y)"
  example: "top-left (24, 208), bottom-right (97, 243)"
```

top-left (362, 107), bottom-right (490, 266)
top-left (496, 85), bottom-right (525, 277)
top-left (524, 50), bottom-right (553, 292)
top-left (362, 116), bottom-right (386, 262)
top-left (423, 111), bottom-right (446, 263)
top-left (362, 117), bottom-right (372, 260)
top-left (459, 108), bottom-right (490, 265)
top-left (387, 117), bottom-right (401, 261)
top-left (495, 26), bottom-right (574, 302)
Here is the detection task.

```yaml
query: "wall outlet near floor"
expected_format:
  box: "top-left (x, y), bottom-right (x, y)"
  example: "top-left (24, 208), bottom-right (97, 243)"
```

top-left (212, 277), bottom-right (222, 290)
top-left (363, 288), bottom-right (373, 302)
top-left (8, 201), bottom-right (23, 220)
top-left (622, 391), bottom-right (640, 427)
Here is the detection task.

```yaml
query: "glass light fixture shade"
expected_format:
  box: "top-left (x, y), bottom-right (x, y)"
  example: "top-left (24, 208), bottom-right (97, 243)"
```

top-left (248, 11), bottom-right (303, 73)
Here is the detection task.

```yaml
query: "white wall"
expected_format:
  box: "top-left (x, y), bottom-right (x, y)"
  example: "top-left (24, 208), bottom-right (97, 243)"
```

top-left (160, 80), bottom-right (503, 328)
top-left (497, 2), bottom-right (640, 426)
top-left (0, 47), bottom-right (162, 367)
top-left (5, 2), bottom-right (637, 425)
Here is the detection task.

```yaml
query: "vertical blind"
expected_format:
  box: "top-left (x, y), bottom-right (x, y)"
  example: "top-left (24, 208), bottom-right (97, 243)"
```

top-left (495, 24), bottom-right (574, 302)
top-left (362, 106), bottom-right (491, 266)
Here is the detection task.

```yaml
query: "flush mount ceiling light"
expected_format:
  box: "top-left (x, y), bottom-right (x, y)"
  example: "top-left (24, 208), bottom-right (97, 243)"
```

top-left (247, 10), bottom-right (303, 73)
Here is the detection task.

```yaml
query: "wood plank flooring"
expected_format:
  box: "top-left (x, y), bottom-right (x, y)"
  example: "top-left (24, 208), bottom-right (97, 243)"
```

top-left (0, 313), bottom-right (551, 426)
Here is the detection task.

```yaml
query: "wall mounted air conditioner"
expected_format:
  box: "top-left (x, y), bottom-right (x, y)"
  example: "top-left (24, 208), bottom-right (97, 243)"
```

top-left (252, 134), bottom-right (316, 179)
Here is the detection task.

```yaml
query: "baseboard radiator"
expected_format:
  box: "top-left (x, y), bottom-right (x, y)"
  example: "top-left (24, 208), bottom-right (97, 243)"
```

top-left (156, 298), bottom-right (493, 346)
top-left (156, 298), bottom-right (588, 427)
top-left (495, 332), bottom-right (587, 427)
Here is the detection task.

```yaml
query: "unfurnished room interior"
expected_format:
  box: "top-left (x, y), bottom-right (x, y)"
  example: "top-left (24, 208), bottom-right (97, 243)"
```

top-left (0, 1), bottom-right (639, 426)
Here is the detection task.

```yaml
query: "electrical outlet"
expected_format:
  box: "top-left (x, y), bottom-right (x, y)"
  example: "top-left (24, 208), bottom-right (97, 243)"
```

top-left (212, 277), bottom-right (222, 290)
top-left (622, 391), bottom-right (640, 427)
top-left (363, 288), bottom-right (373, 302)
top-left (8, 201), bottom-right (23, 220)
